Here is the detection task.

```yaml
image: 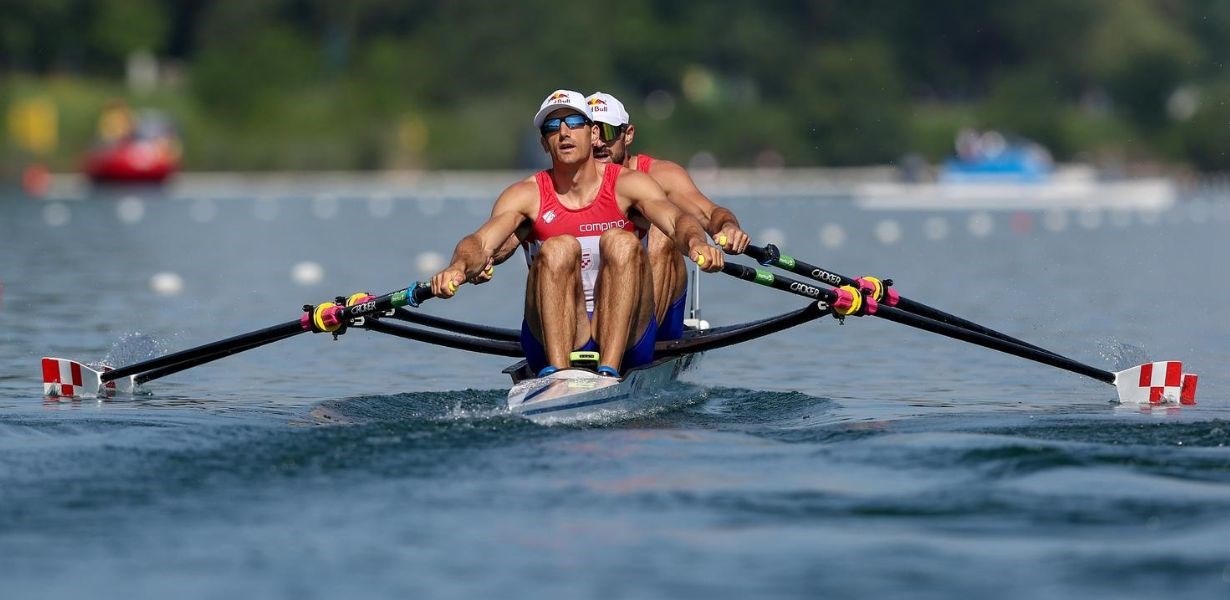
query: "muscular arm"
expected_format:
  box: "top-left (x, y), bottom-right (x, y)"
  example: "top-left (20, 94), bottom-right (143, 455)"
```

top-left (430, 181), bottom-right (535, 296)
top-left (617, 170), bottom-right (724, 272)
top-left (491, 229), bottom-right (526, 265)
top-left (650, 160), bottom-right (749, 253)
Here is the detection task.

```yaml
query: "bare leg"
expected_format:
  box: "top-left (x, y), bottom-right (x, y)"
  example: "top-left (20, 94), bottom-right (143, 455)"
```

top-left (592, 229), bottom-right (654, 372)
top-left (524, 235), bottom-right (590, 369)
top-left (648, 226), bottom-right (687, 324)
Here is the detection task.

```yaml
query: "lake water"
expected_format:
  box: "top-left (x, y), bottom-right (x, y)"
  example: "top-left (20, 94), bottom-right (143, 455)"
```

top-left (1, 181), bottom-right (1228, 599)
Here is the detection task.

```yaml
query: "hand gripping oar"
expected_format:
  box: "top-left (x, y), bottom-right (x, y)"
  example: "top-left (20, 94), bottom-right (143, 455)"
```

top-left (743, 243), bottom-right (1066, 360)
top-left (42, 283), bottom-right (437, 398)
top-left (720, 262), bottom-right (1198, 406)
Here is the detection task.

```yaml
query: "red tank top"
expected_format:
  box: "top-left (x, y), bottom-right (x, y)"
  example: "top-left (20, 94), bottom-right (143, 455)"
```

top-left (634, 154), bottom-right (655, 173)
top-left (524, 163), bottom-right (642, 312)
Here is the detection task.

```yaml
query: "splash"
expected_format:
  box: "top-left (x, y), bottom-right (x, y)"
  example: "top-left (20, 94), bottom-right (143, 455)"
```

top-left (1095, 339), bottom-right (1151, 371)
top-left (100, 331), bottom-right (169, 369)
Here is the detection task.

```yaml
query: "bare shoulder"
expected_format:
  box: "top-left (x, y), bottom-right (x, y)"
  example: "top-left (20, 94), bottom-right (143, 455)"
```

top-left (644, 158), bottom-right (700, 194)
top-left (612, 163), bottom-right (664, 196)
top-left (493, 176), bottom-right (540, 211)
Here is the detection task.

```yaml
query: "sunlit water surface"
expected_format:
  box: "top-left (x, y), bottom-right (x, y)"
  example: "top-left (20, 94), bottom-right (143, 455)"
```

top-left (2, 185), bottom-right (1228, 599)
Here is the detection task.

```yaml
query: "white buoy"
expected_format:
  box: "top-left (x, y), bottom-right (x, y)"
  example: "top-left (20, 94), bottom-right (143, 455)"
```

top-left (149, 272), bottom-right (184, 296)
top-left (1043, 209), bottom-right (1068, 232)
top-left (291, 261), bottom-right (325, 286)
top-left (967, 212), bottom-right (994, 238)
top-left (367, 194), bottom-right (394, 219)
top-left (254, 197), bottom-right (279, 221)
top-left (42, 202), bottom-right (71, 227)
top-left (189, 199), bottom-right (218, 223)
top-left (1077, 208), bottom-right (1103, 230)
top-left (923, 216), bottom-right (949, 241)
top-left (758, 227), bottom-right (787, 247)
top-left (874, 219), bottom-right (902, 245)
top-left (117, 196), bottom-right (146, 224)
top-left (415, 252), bottom-right (446, 275)
top-left (818, 223), bottom-right (845, 249)
top-left (312, 195), bottom-right (339, 220)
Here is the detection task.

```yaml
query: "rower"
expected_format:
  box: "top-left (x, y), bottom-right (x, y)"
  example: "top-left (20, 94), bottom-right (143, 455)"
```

top-left (586, 91), bottom-right (749, 342)
top-left (474, 92), bottom-right (751, 347)
top-left (428, 89), bottom-right (723, 378)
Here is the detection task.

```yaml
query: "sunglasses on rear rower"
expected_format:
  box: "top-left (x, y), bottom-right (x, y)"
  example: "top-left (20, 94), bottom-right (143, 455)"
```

top-left (598, 123), bottom-right (625, 143)
top-left (539, 114), bottom-right (592, 136)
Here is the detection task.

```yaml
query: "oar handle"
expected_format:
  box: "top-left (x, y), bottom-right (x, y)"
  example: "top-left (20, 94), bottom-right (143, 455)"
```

top-left (744, 244), bottom-right (856, 288)
top-left (302, 282), bottom-right (436, 333)
top-left (721, 263), bottom-right (866, 316)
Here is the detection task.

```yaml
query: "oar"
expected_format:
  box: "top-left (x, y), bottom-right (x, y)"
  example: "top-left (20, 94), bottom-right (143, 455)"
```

top-left (43, 283), bottom-right (437, 397)
top-left (133, 329), bottom-right (303, 384)
top-left (719, 262), bottom-right (1199, 405)
top-left (743, 243), bottom-right (1065, 359)
top-left (362, 318), bottom-right (523, 356)
top-left (101, 320), bottom-right (308, 382)
top-left (386, 307), bottom-right (519, 342)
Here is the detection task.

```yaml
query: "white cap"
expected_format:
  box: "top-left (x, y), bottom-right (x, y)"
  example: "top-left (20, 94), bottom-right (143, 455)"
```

top-left (585, 92), bottom-right (630, 126)
top-left (532, 89), bottom-right (591, 128)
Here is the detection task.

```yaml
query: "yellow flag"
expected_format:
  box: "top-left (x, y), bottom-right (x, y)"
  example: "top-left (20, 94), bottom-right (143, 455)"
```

top-left (7, 97), bottom-right (58, 155)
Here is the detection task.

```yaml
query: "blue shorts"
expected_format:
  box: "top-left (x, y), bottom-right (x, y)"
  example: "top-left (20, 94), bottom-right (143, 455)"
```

top-left (656, 291), bottom-right (688, 342)
top-left (520, 316), bottom-right (659, 374)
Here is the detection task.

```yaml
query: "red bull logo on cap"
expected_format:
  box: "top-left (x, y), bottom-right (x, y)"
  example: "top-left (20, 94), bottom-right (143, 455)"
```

top-left (549, 92), bottom-right (571, 102)
top-left (587, 98), bottom-right (607, 106)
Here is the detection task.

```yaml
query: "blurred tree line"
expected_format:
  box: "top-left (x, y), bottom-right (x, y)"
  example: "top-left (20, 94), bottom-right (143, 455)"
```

top-left (3, 0), bottom-right (1230, 172)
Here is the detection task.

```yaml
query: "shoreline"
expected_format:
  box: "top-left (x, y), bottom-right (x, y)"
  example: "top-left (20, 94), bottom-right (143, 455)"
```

top-left (31, 165), bottom-right (1195, 211)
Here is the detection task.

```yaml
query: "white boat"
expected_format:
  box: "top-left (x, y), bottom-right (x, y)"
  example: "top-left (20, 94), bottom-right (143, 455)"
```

top-left (504, 353), bottom-right (701, 423)
top-left (854, 175), bottom-right (1176, 211)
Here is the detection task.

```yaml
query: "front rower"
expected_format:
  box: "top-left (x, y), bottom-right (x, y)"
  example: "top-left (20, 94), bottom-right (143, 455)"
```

top-left (428, 89), bottom-right (723, 378)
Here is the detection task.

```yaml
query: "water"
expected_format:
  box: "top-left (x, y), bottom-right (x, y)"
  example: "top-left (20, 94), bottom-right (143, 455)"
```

top-left (2, 184), bottom-right (1228, 598)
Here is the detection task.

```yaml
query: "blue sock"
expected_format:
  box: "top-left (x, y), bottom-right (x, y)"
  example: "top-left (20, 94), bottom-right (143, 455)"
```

top-left (596, 365), bottom-right (619, 378)
top-left (537, 365), bottom-right (559, 378)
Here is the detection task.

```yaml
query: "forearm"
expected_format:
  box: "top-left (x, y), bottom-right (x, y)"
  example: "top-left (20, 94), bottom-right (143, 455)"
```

top-left (448, 234), bottom-right (492, 276)
top-left (671, 214), bottom-right (710, 255)
top-left (491, 233), bottom-right (522, 265)
top-left (705, 206), bottom-right (741, 237)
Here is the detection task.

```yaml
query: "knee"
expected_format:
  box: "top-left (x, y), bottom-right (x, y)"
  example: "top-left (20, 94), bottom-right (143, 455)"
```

top-left (535, 235), bottom-right (581, 273)
top-left (599, 229), bottom-right (643, 264)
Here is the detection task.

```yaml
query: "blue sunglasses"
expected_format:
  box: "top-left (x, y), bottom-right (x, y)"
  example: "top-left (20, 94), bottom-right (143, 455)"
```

top-left (540, 114), bottom-right (592, 136)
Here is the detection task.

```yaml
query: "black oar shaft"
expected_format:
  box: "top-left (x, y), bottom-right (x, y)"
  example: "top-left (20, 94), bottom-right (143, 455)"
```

top-left (110, 283), bottom-right (437, 383)
top-left (133, 330), bottom-right (303, 384)
top-left (103, 321), bottom-right (306, 382)
top-left (362, 319), bottom-right (523, 356)
top-left (743, 244), bottom-right (1062, 358)
top-left (655, 302), bottom-right (831, 357)
top-left (388, 308), bottom-right (519, 342)
top-left (721, 263), bottom-right (1115, 384)
top-left (871, 305), bottom-right (1115, 384)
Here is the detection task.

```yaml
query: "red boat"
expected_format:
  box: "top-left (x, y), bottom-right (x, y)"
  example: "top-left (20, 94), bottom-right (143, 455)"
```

top-left (84, 110), bottom-right (181, 183)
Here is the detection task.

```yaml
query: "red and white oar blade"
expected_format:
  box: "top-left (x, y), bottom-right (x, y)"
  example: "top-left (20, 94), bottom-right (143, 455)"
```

top-left (41, 357), bottom-right (133, 399)
top-left (1113, 360), bottom-right (1197, 406)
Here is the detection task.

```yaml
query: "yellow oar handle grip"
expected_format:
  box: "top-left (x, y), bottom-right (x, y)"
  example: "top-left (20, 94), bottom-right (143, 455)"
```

top-left (695, 254), bottom-right (706, 267)
top-left (717, 234), bottom-right (728, 246)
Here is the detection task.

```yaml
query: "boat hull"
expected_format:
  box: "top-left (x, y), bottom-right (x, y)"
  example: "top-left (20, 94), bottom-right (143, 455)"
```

top-left (505, 354), bottom-right (699, 423)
